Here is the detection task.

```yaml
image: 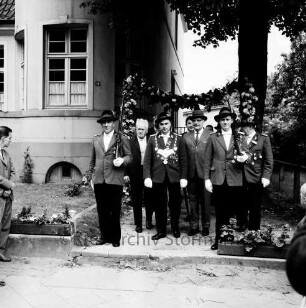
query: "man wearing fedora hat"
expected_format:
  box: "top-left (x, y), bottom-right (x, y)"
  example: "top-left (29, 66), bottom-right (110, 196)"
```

top-left (143, 111), bottom-right (188, 240)
top-left (183, 109), bottom-right (211, 236)
top-left (87, 110), bottom-right (132, 247)
top-left (204, 107), bottom-right (244, 250)
top-left (237, 118), bottom-right (273, 231)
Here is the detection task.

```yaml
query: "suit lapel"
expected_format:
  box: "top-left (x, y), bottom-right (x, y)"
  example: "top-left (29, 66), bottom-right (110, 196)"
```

top-left (216, 134), bottom-right (227, 152)
top-left (134, 136), bottom-right (141, 154)
top-left (0, 150), bottom-right (7, 166)
top-left (107, 133), bottom-right (117, 152)
top-left (228, 135), bottom-right (235, 152)
top-left (248, 133), bottom-right (259, 150)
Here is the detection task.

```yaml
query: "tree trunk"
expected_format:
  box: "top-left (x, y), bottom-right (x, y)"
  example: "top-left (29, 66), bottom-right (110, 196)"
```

top-left (238, 0), bottom-right (269, 130)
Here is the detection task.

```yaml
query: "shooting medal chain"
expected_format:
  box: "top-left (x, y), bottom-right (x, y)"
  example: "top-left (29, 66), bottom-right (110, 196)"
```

top-left (154, 134), bottom-right (178, 165)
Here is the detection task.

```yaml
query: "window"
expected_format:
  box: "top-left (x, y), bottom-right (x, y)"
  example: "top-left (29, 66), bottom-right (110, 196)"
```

top-left (45, 28), bottom-right (87, 108)
top-left (0, 45), bottom-right (5, 110)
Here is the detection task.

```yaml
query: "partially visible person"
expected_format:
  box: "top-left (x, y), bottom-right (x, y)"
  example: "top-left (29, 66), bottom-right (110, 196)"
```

top-left (205, 125), bottom-right (214, 132)
top-left (183, 109), bottom-right (211, 236)
top-left (185, 116), bottom-right (194, 134)
top-left (124, 118), bottom-right (154, 233)
top-left (286, 183), bottom-right (306, 297)
top-left (237, 118), bottom-right (273, 231)
top-left (204, 107), bottom-right (243, 250)
top-left (0, 126), bottom-right (15, 262)
top-left (143, 111), bottom-right (188, 240)
top-left (87, 110), bottom-right (132, 247)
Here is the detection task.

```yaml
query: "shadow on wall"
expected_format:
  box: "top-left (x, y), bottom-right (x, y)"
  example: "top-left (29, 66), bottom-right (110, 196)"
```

top-left (45, 162), bottom-right (82, 183)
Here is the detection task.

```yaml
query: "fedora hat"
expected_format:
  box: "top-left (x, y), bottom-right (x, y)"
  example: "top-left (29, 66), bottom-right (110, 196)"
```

top-left (97, 110), bottom-right (118, 123)
top-left (214, 107), bottom-right (237, 122)
top-left (190, 109), bottom-right (207, 121)
top-left (155, 111), bottom-right (172, 125)
top-left (238, 116), bottom-right (259, 127)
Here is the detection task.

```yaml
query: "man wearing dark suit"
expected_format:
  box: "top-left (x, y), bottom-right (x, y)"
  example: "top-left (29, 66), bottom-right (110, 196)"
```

top-left (204, 107), bottom-right (243, 250)
top-left (143, 112), bottom-right (188, 240)
top-left (124, 118), bottom-right (153, 233)
top-left (88, 110), bottom-right (132, 247)
top-left (0, 126), bottom-right (15, 262)
top-left (183, 109), bottom-right (211, 236)
top-left (237, 119), bottom-right (273, 230)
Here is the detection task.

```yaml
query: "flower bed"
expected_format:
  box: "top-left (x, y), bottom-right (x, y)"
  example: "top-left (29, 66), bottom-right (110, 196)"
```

top-left (11, 206), bottom-right (74, 236)
top-left (217, 218), bottom-right (291, 259)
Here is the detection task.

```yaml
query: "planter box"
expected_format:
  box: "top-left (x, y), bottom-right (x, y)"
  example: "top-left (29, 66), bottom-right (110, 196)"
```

top-left (218, 242), bottom-right (289, 259)
top-left (10, 222), bottom-right (73, 236)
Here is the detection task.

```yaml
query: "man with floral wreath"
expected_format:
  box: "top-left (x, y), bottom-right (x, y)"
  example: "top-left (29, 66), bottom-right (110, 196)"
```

top-left (236, 117), bottom-right (273, 231)
top-left (204, 107), bottom-right (244, 250)
top-left (143, 111), bottom-right (188, 240)
top-left (87, 110), bottom-right (132, 247)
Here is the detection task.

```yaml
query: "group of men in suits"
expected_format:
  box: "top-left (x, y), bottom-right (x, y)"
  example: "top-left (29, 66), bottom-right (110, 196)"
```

top-left (88, 107), bottom-right (273, 250)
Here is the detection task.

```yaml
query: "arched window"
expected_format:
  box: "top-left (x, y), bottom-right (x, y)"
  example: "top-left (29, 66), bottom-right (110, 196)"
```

top-left (45, 162), bottom-right (82, 183)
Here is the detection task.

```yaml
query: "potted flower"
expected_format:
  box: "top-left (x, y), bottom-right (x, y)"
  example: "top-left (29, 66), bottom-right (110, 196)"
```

top-left (218, 218), bottom-right (291, 259)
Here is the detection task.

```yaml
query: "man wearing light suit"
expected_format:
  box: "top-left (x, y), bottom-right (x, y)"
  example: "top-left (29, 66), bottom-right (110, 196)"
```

top-left (183, 109), bottom-right (211, 236)
top-left (88, 110), bottom-right (132, 247)
top-left (204, 107), bottom-right (243, 250)
top-left (0, 126), bottom-right (15, 262)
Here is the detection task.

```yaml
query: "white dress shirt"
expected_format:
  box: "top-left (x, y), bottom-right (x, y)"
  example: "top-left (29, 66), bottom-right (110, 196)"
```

top-left (137, 137), bottom-right (147, 165)
top-left (160, 132), bottom-right (171, 145)
top-left (245, 131), bottom-right (256, 144)
top-left (222, 129), bottom-right (232, 151)
top-left (103, 130), bottom-right (115, 151)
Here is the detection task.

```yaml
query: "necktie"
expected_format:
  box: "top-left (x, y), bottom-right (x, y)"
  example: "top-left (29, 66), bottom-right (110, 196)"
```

top-left (195, 132), bottom-right (199, 144)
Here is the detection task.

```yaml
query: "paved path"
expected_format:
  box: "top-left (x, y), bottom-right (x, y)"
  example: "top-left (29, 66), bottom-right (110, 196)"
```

top-left (0, 257), bottom-right (302, 308)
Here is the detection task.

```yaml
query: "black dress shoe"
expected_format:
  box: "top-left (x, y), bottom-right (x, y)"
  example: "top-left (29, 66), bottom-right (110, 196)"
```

top-left (112, 242), bottom-right (120, 247)
top-left (135, 226), bottom-right (143, 233)
top-left (211, 243), bottom-right (218, 250)
top-left (173, 230), bottom-right (181, 238)
top-left (0, 253), bottom-right (11, 262)
top-left (202, 228), bottom-right (209, 236)
top-left (151, 233), bottom-right (166, 240)
top-left (146, 221), bottom-right (153, 230)
top-left (188, 229), bottom-right (199, 236)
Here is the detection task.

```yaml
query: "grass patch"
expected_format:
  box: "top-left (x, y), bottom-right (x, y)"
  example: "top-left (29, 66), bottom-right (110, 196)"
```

top-left (13, 183), bottom-right (96, 219)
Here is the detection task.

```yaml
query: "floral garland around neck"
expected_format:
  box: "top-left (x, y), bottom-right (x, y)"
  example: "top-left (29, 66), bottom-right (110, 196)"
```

top-left (154, 133), bottom-right (178, 165)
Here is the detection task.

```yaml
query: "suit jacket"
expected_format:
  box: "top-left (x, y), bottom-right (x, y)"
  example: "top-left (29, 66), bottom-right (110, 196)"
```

top-left (183, 129), bottom-right (211, 179)
top-left (239, 132), bottom-right (274, 184)
top-left (88, 131), bottom-right (132, 186)
top-left (204, 132), bottom-right (243, 186)
top-left (143, 132), bottom-right (187, 184)
top-left (125, 135), bottom-right (148, 183)
top-left (0, 149), bottom-right (15, 200)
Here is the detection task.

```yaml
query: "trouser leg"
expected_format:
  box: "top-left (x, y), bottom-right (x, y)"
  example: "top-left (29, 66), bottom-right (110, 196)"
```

top-left (153, 182), bottom-right (167, 234)
top-left (0, 198), bottom-right (12, 252)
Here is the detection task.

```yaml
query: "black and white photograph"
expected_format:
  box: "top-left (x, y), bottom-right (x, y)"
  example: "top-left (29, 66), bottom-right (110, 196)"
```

top-left (1, 0), bottom-right (306, 307)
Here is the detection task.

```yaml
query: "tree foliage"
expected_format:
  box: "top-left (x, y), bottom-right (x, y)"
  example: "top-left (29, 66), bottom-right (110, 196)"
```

top-left (264, 33), bottom-right (306, 162)
top-left (165, 0), bottom-right (306, 48)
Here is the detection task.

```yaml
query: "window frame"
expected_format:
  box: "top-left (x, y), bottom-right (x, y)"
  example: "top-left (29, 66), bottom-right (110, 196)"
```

top-left (45, 26), bottom-right (88, 109)
top-left (0, 42), bottom-right (7, 111)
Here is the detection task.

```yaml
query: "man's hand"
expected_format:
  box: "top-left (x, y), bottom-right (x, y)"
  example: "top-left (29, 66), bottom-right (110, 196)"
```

top-left (124, 176), bottom-right (130, 184)
top-left (236, 152), bottom-right (248, 163)
top-left (261, 178), bottom-right (270, 188)
top-left (144, 178), bottom-right (153, 188)
top-left (113, 157), bottom-right (124, 167)
top-left (180, 179), bottom-right (188, 189)
top-left (205, 179), bottom-right (213, 193)
top-left (2, 190), bottom-right (11, 198)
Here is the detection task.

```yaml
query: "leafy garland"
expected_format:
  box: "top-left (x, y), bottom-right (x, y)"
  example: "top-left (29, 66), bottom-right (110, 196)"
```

top-left (119, 74), bottom-right (258, 138)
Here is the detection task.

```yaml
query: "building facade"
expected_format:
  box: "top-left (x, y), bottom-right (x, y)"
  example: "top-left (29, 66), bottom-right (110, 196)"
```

top-left (0, 0), bottom-right (186, 183)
